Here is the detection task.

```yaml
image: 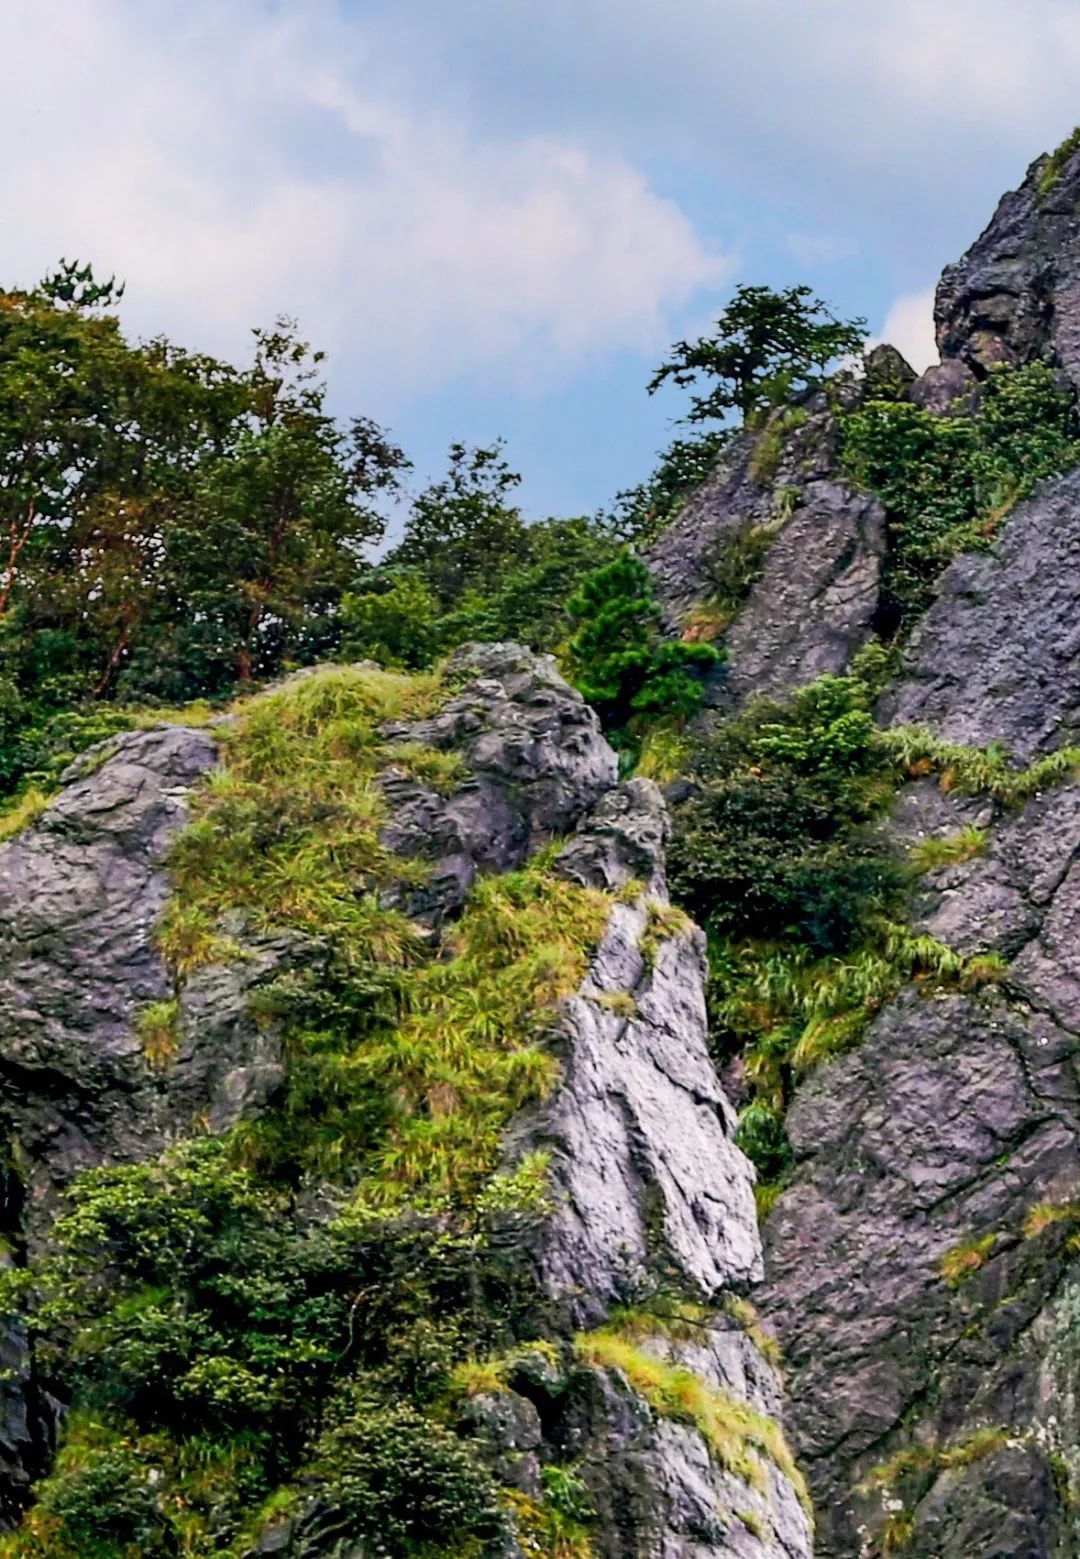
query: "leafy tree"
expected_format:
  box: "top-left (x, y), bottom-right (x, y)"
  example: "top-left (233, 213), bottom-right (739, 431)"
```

top-left (388, 441), bottom-right (528, 608)
top-left (649, 284), bottom-right (867, 426)
top-left (0, 270), bottom-right (410, 789)
top-left (565, 553), bottom-right (720, 737)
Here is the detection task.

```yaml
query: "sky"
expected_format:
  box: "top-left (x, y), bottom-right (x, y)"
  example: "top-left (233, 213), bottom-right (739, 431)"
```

top-left (4, 0), bottom-right (1080, 526)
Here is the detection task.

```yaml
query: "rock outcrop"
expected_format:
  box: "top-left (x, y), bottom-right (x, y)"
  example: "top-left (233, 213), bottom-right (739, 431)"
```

top-left (0, 647), bottom-right (810, 1559)
top-left (647, 399), bottom-right (886, 714)
top-left (936, 142), bottom-right (1080, 386)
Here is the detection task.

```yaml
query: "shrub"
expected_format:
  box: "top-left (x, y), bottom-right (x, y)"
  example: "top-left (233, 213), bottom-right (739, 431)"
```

top-left (841, 362), bottom-right (1080, 624)
top-left (565, 553), bottom-right (720, 742)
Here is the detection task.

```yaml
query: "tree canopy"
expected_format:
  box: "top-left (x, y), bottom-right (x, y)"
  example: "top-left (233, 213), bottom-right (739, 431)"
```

top-left (648, 283), bottom-right (868, 425)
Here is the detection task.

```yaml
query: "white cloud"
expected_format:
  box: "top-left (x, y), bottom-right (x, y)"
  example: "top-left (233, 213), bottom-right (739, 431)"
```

top-left (880, 288), bottom-right (938, 373)
top-left (0, 0), bottom-right (727, 403)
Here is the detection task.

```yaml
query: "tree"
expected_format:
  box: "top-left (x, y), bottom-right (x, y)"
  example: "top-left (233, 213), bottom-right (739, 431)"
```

top-left (648, 284), bottom-right (867, 426)
top-left (565, 553), bottom-right (720, 737)
top-left (388, 442), bottom-right (528, 608)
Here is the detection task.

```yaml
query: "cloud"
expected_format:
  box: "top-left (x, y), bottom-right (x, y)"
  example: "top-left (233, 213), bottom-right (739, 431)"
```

top-left (879, 288), bottom-right (938, 373)
top-left (0, 0), bottom-right (727, 404)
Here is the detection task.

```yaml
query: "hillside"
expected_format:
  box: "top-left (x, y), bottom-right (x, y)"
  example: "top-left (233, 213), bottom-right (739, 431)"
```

top-left (3, 138), bottom-right (1080, 1558)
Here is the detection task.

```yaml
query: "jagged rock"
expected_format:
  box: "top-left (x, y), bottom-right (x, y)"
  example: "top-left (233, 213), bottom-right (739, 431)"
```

top-left (907, 358), bottom-right (978, 415)
top-left (0, 649), bottom-right (806, 1558)
top-left (648, 402), bottom-right (886, 712)
top-left (758, 406), bottom-right (1080, 1551)
top-left (520, 779), bottom-right (760, 1322)
top-left (935, 146), bottom-right (1080, 385)
top-left (718, 480), bottom-right (884, 707)
top-left (379, 641), bottom-right (618, 925)
top-left (759, 982), bottom-right (1080, 1556)
top-left (0, 726), bottom-right (218, 1208)
top-left (879, 464), bottom-right (1080, 757)
top-left (863, 344), bottom-right (916, 399)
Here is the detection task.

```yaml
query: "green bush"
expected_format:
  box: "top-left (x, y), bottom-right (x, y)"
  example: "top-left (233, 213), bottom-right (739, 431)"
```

top-left (565, 553), bottom-right (720, 742)
top-left (308, 1403), bottom-right (507, 1553)
top-left (841, 362), bottom-right (1080, 622)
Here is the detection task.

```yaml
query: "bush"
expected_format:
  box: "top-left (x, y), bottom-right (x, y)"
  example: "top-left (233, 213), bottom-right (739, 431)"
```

top-left (308, 1403), bottom-right (507, 1553)
top-left (841, 362), bottom-right (1080, 622)
top-left (565, 553), bottom-right (720, 741)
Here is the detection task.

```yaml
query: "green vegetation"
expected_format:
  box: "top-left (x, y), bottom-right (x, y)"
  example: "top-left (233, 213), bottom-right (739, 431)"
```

top-left (668, 674), bottom-right (1008, 1188)
top-left (608, 430), bottom-right (729, 545)
top-left (565, 554), bottom-right (719, 749)
top-left (649, 284), bottom-right (867, 425)
top-left (1038, 126), bottom-right (1080, 197)
top-left (939, 1233), bottom-right (997, 1286)
top-left (1, 664), bottom-right (614, 1554)
top-left (576, 1323), bottom-right (810, 1515)
top-left (841, 361), bottom-right (1080, 624)
top-left (908, 825), bottom-right (987, 872)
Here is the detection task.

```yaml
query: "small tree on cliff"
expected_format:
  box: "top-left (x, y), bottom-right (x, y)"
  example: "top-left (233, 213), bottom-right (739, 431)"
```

top-left (648, 283), bottom-right (867, 426)
top-left (565, 553), bottom-right (719, 736)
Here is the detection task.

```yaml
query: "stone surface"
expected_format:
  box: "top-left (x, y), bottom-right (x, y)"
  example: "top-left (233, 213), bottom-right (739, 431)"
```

top-left (647, 403), bottom-right (886, 713)
top-left (878, 463), bottom-right (1080, 758)
top-left (514, 781), bottom-right (760, 1323)
top-left (935, 146), bottom-right (1080, 388)
top-left (759, 981), bottom-right (1080, 1556)
top-left (0, 650), bottom-right (803, 1558)
top-left (907, 358), bottom-right (978, 415)
top-left (762, 472), bottom-right (1080, 1552)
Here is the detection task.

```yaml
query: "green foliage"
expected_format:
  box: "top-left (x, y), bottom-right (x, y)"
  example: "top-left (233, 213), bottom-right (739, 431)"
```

top-left (649, 284), bottom-right (867, 425)
top-left (565, 553), bottom-right (719, 743)
top-left (2, 664), bottom-right (617, 1552)
top-left (576, 1325), bottom-right (809, 1514)
top-left (161, 666), bottom-right (609, 1199)
top-left (668, 674), bottom-right (1008, 1182)
top-left (879, 724), bottom-right (1080, 806)
top-left (388, 441), bottom-right (528, 609)
top-left (841, 362), bottom-right (1080, 622)
top-left (1038, 126), bottom-right (1080, 197)
top-left (304, 1403), bottom-right (509, 1553)
top-left (908, 825), bottom-right (987, 872)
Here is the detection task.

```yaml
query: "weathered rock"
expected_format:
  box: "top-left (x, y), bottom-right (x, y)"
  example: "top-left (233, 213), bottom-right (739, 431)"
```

top-left (525, 782), bottom-right (760, 1322)
top-left (648, 403), bottom-right (886, 712)
top-left (718, 481), bottom-right (885, 708)
top-left (878, 464), bottom-right (1080, 758)
top-left (379, 641), bottom-right (619, 925)
top-left (907, 358), bottom-right (979, 415)
top-left (513, 776), bottom-right (810, 1558)
top-left (759, 981), bottom-right (1080, 1556)
top-left (936, 146), bottom-right (1080, 387)
top-left (0, 650), bottom-right (806, 1558)
top-left (0, 727), bottom-right (219, 1203)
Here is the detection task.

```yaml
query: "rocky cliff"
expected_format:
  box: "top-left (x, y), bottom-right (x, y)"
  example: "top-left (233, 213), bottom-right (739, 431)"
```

top-left (8, 135), bottom-right (1080, 1559)
top-left (0, 648), bottom-right (810, 1556)
top-left (643, 135), bottom-right (1080, 1559)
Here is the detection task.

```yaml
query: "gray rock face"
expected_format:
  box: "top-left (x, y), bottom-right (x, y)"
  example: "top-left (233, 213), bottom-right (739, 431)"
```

top-left (523, 779), bottom-right (761, 1322)
top-left (0, 726), bottom-right (219, 1209)
top-left (380, 641), bottom-right (619, 926)
top-left (647, 403), bottom-right (886, 713)
top-left (762, 464), bottom-right (1080, 1553)
top-left (760, 977), bottom-right (1080, 1556)
top-left (878, 464), bottom-right (1080, 758)
top-left (719, 481), bottom-right (884, 708)
top-left (935, 147), bottom-right (1080, 387)
top-left (907, 358), bottom-right (978, 415)
top-left (0, 649), bottom-right (806, 1558)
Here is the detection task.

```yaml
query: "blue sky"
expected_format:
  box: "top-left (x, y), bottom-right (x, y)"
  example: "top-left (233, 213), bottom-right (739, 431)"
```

top-left (4, 0), bottom-right (1080, 527)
